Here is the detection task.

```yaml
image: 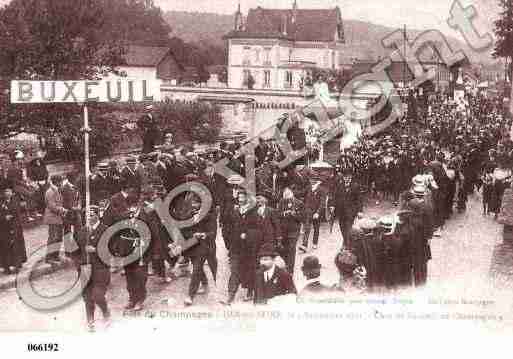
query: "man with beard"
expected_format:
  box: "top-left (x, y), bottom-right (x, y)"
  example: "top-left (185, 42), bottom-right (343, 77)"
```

top-left (254, 244), bottom-right (296, 305)
top-left (329, 167), bottom-right (363, 249)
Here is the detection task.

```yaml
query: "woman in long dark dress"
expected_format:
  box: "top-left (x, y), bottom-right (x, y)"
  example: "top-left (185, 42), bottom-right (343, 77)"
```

top-left (0, 186), bottom-right (28, 274)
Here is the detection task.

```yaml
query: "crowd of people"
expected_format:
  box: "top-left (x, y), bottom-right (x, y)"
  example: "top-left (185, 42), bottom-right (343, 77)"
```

top-left (0, 90), bottom-right (512, 331)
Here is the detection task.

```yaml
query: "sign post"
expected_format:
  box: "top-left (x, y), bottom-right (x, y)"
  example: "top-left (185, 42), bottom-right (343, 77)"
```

top-left (83, 104), bottom-right (91, 229)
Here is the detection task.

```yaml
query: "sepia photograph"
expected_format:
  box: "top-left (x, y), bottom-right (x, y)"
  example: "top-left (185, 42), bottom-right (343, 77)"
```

top-left (0, 0), bottom-right (512, 355)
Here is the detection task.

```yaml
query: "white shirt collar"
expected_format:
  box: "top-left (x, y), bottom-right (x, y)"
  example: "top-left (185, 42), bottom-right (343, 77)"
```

top-left (91, 221), bottom-right (100, 231)
top-left (264, 265), bottom-right (276, 281)
top-left (121, 191), bottom-right (128, 198)
top-left (303, 277), bottom-right (321, 287)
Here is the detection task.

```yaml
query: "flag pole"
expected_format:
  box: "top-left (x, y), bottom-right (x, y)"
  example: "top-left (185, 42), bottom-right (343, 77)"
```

top-left (84, 104), bottom-right (91, 230)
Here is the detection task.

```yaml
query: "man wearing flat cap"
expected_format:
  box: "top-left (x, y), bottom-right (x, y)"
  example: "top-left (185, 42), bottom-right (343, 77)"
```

top-left (254, 243), bottom-right (296, 305)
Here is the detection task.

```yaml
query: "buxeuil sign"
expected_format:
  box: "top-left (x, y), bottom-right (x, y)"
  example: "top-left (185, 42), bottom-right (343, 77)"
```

top-left (10, 79), bottom-right (160, 103)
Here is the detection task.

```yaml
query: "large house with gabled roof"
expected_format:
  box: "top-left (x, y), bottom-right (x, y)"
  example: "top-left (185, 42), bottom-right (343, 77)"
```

top-left (224, 1), bottom-right (345, 91)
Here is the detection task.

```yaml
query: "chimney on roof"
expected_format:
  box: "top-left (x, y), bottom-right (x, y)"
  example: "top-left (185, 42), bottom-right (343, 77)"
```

top-left (234, 2), bottom-right (243, 31)
top-left (292, 0), bottom-right (298, 23)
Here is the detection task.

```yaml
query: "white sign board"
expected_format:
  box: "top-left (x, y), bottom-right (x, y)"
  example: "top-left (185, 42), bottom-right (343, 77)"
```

top-left (10, 79), bottom-right (161, 103)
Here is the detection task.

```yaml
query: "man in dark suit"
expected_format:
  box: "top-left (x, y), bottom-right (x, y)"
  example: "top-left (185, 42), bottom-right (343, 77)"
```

top-left (116, 197), bottom-right (157, 312)
top-left (90, 163), bottom-right (110, 206)
top-left (120, 156), bottom-right (142, 192)
top-left (75, 206), bottom-right (111, 332)
top-left (254, 244), bottom-right (297, 305)
top-left (138, 105), bottom-right (160, 154)
top-left (329, 168), bottom-right (363, 249)
top-left (26, 150), bottom-right (49, 216)
top-left (256, 192), bottom-right (282, 251)
top-left (102, 180), bottom-right (137, 227)
top-left (297, 256), bottom-right (336, 303)
top-left (61, 172), bottom-right (81, 237)
top-left (301, 180), bottom-right (326, 252)
top-left (220, 188), bottom-right (266, 304)
top-left (0, 186), bottom-right (27, 273)
top-left (180, 194), bottom-right (218, 306)
top-left (277, 187), bottom-right (305, 276)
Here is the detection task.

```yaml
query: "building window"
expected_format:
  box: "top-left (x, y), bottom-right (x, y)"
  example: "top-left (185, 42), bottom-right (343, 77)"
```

top-left (264, 48), bottom-right (272, 66)
top-left (288, 49), bottom-right (293, 61)
top-left (255, 48), bottom-right (261, 63)
top-left (243, 46), bottom-right (251, 66)
top-left (332, 51), bottom-right (336, 69)
top-left (323, 51), bottom-right (329, 68)
top-left (284, 71), bottom-right (293, 89)
top-left (264, 70), bottom-right (271, 88)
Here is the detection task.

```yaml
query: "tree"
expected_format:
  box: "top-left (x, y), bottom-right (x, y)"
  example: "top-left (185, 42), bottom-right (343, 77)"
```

top-left (494, 0), bottom-right (513, 84)
top-left (0, 0), bottom-right (172, 142)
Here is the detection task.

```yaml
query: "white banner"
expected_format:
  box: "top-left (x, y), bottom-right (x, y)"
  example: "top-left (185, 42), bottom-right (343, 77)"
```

top-left (10, 79), bottom-right (161, 103)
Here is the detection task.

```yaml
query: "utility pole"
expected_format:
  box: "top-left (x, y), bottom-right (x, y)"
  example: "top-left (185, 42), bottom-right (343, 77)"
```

top-left (403, 24), bottom-right (407, 89)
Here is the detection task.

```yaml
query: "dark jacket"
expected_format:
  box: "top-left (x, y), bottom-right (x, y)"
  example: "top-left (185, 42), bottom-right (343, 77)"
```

top-left (102, 192), bottom-right (130, 226)
top-left (297, 280), bottom-right (338, 303)
top-left (27, 158), bottom-right (48, 182)
top-left (120, 166), bottom-right (142, 191)
top-left (0, 196), bottom-right (27, 268)
top-left (330, 179), bottom-right (363, 220)
top-left (277, 198), bottom-right (305, 239)
top-left (254, 266), bottom-right (297, 304)
top-left (181, 210), bottom-right (217, 259)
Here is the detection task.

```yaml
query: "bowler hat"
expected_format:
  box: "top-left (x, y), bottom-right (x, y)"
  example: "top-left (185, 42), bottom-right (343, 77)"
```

top-left (258, 243), bottom-right (278, 258)
top-left (97, 162), bottom-right (109, 171)
top-left (126, 156), bottom-right (137, 164)
top-left (301, 256), bottom-right (322, 272)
